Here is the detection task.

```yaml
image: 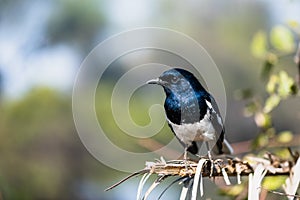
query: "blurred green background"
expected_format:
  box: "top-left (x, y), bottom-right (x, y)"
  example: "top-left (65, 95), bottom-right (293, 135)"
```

top-left (0, 0), bottom-right (300, 199)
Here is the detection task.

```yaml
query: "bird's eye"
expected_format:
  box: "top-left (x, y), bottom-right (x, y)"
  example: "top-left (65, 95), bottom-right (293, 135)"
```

top-left (171, 76), bottom-right (179, 83)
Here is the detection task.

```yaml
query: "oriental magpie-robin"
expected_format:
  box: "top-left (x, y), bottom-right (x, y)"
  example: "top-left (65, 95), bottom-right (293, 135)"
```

top-left (147, 68), bottom-right (233, 159)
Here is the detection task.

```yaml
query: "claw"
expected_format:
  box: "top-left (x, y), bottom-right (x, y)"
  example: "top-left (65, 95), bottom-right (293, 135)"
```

top-left (184, 148), bottom-right (188, 161)
top-left (209, 159), bottom-right (214, 177)
top-left (182, 147), bottom-right (196, 174)
top-left (183, 147), bottom-right (189, 171)
top-left (206, 143), bottom-right (214, 177)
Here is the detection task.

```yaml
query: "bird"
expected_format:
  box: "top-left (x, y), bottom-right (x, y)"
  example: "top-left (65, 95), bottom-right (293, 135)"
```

top-left (147, 68), bottom-right (233, 160)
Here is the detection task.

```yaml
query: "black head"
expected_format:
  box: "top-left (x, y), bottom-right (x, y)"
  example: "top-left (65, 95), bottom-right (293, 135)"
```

top-left (147, 68), bottom-right (208, 124)
top-left (147, 68), bottom-right (206, 95)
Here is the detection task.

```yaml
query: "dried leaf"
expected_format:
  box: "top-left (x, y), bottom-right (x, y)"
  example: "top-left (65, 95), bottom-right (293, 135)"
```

top-left (179, 186), bottom-right (189, 200)
top-left (191, 159), bottom-right (206, 199)
top-left (143, 177), bottom-right (162, 200)
top-left (137, 173), bottom-right (151, 200)
top-left (179, 179), bottom-right (192, 200)
top-left (248, 164), bottom-right (267, 200)
top-left (283, 158), bottom-right (300, 200)
top-left (222, 168), bottom-right (231, 185)
top-left (158, 177), bottom-right (187, 200)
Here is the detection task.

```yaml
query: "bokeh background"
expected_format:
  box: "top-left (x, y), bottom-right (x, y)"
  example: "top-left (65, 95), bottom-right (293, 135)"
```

top-left (1, 0), bottom-right (300, 199)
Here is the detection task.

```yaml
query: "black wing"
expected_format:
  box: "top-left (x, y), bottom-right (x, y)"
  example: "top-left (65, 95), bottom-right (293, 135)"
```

top-left (205, 95), bottom-right (225, 154)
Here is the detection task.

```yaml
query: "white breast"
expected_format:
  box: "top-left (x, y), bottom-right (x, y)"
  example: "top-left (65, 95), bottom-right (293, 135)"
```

top-left (167, 109), bottom-right (216, 146)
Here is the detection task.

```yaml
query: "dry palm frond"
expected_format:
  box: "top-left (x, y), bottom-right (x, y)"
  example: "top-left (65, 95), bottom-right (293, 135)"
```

top-left (191, 159), bottom-right (206, 199)
top-left (248, 164), bottom-right (268, 200)
top-left (105, 150), bottom-right (299, 199)
top-left (136, 172), bottom-right (151, 200)
top-left (283, 157), bottom-right (300, 200)
top-left (158, 177), bottom-right (187, 199)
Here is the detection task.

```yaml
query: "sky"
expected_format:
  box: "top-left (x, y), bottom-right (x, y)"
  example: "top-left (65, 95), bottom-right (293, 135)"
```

top-left (0, 1), bottom-right (77, 98)
top-left (0, 0), bottom-right (299, 99)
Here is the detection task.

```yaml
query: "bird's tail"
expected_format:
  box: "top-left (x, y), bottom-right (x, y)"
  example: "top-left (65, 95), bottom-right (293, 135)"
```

top-left (196, 139), bottom-right (234, 157)
top-left (210, 138), bottom-right (233, 155)
top-left (219, 138), bottom-right (233, 155)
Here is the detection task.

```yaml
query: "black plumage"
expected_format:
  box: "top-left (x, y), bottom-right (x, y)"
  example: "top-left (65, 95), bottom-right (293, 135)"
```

top-left (147, 68), bottom-right (232, 159)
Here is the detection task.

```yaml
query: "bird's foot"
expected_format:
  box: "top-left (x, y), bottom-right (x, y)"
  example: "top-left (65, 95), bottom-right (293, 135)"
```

top-left (182, 150), bottom-right (194, 174)
top-left (181, 159), bottom-right (195, 176)
top-left (207, 151), bottom-right (214, 177)
top-left (183, 159), bottom-right (189, 170)
top-left (183, 148), bottom-right (189, 170)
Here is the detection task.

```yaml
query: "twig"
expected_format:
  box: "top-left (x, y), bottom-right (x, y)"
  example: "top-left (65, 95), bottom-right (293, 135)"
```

top-left (260, 187), bottom-right (300, 199)
top-left (105, 169), bottom-right (149, 191)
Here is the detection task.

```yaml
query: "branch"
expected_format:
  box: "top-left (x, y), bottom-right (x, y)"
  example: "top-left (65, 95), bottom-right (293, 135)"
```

top-left (260, 187), bottom-right (300, 199)
top-left (105, 149), bottom-right (299, 199)
top-left (105, 169), bottom-right (149, 191)
top-left (106, 150), bottom-right (297, 189)
top-left (146, 158), bottom-right (254, 178)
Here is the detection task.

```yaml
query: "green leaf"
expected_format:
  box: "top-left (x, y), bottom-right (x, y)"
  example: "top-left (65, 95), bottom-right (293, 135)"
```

top-left (290, 83), bottom-right (298, 95)
top-left (263, 94), bottom-right (281, 113)
top-left (266, 127), bottom-right (275, 138)
top-left (234, 88), bottom-right (253, 100)
top-left (262, 176), bottom-right (286, 190)
top-left (251, 31), bottom-right (267, 58)
top-left (278, 71), bottom-right (294, 98)
top-left (275, 148), bottom-right (291, 159)
top-left (266, 74), bottom-right (278, 94)
top-left (288, 20), bottom-right (299, 28)
top-left (261, 53), bottom-right (277, 80)
top-left (219, 184), bottom-right (245, 196)
top-left (243, 101), bottom-right (259, 117)
top-left (254, 112), bottom-right (272, 128)
top-left (270, 25), bottom-right (295, 52)
top-left (261, 60), bottom-right (275, 80)
top-left (276, 131), bottom-right (293, 143)
top-left (252, 133), bottom-right (269, 148)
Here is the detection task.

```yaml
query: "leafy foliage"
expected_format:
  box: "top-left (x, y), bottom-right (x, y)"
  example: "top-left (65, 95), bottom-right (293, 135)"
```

top-left (46, 0), bottom-right (106, 52)
top-left (240, 23), bottom-right (299, 151)
top-left (221, 22), bottom-right (300, 199)
top-left (0, 88), bottom-right (116, 199)
top-left (270, 25), bottom-right (295, 53)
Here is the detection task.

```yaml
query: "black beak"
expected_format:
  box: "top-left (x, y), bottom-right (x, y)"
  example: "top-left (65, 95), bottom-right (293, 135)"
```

top-left (147, 78), bottom-right (161, 85)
